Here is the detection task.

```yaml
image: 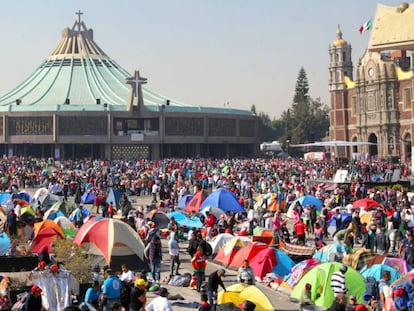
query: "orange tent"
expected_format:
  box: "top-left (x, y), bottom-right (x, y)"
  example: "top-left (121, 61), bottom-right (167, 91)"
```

top-left (34, 220), bottom-right (64, 238)
top-left (31, 220), bottom-right (65, 253)
top-left (253, 229), bottom-right (274, 245)
top-left (185, 190), bottom-right (208, 213)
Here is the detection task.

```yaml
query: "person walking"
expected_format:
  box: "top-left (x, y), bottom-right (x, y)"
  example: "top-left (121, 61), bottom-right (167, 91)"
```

top-left (206, 269), bottom-right (226, 311)
top-left (148, 236), bottom-right (162, 283)
top-left (330, 265), bottom-right (348, 298)
top-left (168, 232), bottom-right (180, 277)
top-left (191, 245), bottom-right (206, 292)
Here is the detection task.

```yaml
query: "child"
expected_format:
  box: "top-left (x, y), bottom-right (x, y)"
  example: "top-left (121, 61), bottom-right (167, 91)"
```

top-left (108, 201), bottom-right (114, 218)
top-left (199, 293), bottom-right (211, 311)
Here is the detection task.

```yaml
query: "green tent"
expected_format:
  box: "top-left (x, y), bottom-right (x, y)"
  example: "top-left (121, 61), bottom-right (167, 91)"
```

top-left (290, 262), bottom-right (365, 308)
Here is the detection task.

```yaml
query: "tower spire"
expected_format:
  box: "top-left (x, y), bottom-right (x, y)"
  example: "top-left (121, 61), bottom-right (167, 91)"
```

top-left (75, 10), bottom-right (83, 31)
top-left (336, 24), bottom-right (343, 40)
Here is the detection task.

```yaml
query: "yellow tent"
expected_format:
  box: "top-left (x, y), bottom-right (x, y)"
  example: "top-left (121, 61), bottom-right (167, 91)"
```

top-left (217, 283), bottom-right (274, 311)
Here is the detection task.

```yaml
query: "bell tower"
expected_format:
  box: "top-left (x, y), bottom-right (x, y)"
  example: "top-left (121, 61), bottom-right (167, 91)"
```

top-left (329, 25), bottom-right (353, 91)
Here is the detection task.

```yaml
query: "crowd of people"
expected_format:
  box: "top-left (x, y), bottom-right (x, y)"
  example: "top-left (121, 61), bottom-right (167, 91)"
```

top-left (0, 156), bottom-right (413, 310)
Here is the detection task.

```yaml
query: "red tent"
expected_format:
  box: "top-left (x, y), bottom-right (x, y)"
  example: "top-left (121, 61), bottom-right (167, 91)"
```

top-left (185, 190), bottom-right (208, 213)
top-left (31, 226), bottom-right (64, 253)
top-left (249, 247), bottom-right (277, 279)
top-left (229, 242), bottom-right (268, 268)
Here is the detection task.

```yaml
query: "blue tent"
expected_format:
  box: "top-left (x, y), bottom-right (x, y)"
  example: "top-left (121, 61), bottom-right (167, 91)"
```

top-left (327, 212), bottom-right (352, 230)
top-left (177, 195), bottom-right (193, 209)
top-left (313, 243), bottom-right (347, 262)
top-left (360, 264), bottom-right (401, 283)
top-left (291, 195), bottom-right (323, 210)
top-left (0, 193), bottom-right (11, 205)
top-left (0, 232), bottom-right (11, 256)
top-left (69, 207), bottom-right (90, 222)
top-left (167, 211), bottom-right (203, 229)
top-left (273, 249), bottom-right (295, 277)
top-left (81, 192), bottom-right (95, 204)
top-left (106, 188), bottom-right (122, 207)
top-left (12, 191), bottom-right (31, 203)
top-left (200, 189), bottom-right (245, 214)
top-left (46, 210), bottom-right (65, 220)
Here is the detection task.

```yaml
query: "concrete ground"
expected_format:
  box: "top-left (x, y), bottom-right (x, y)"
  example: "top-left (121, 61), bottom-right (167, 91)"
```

top-left (23, 188), bottom-right (299, 311)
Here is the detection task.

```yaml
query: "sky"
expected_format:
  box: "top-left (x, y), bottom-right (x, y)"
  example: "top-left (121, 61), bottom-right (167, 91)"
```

top-left (0, 0), bottom-right (400, 119)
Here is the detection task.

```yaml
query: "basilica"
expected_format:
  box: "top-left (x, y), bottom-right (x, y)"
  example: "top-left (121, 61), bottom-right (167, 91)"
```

top-left (329, 2), bottom-right (414, 162)
top-left (0, 12), bottom-right (259, 159)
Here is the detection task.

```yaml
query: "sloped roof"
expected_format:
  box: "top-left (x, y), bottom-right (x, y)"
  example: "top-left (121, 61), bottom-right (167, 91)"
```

top-left (369, 3), bottom-right (414, 52)
top-left (0, 15), bottom-right (253, 116)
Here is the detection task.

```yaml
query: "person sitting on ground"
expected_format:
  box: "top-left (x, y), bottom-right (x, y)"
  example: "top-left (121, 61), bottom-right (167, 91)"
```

top-left (237, 259), bottom-right (255, 285)
top-left (299, 283), bottom-right (314, 311)
top-left (328, 292), bottom-right (346, 311)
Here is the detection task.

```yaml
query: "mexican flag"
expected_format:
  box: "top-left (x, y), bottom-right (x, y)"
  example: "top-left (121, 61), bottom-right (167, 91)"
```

top-left (359, 18), bottom-right (372, 34)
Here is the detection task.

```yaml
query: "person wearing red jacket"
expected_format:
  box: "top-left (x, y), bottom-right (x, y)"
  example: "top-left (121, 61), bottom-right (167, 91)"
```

top-left (191, 246), bottom-right (206, 292)
top-left (205, 211), bottom-right (216, 238)
top-left (294, 219), bottom-right (308, 244)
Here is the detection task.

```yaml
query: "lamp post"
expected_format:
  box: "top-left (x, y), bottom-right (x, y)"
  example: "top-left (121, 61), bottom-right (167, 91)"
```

top-left (160, 104), bottom-right (165, 159)
top-left (286, 140), bottom-right (290, 157)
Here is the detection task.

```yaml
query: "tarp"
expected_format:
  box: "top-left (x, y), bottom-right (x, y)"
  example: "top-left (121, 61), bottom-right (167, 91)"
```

top-left (360, 264), bottom-right (401, 283)
top-left (343, 249), bottom-right (375, 271)
top-left (176, 195), bottom-right (193, 209)
top-left (106, 188), bottom-right (122, 207)
top-left (151, 211), bottom-right (170, 229)
top-left (280, 258), bottom-right (321, 293)
top-left (290, 262), bottom-right (365, 308)
top-left (218, 283), bottom-right (273, 311)
top-left (229, 242), bottom-right (268, 268)
top-left (200, 189), bottom-right (245, 214)
top-left (208, 233), bottom-right (235, 255)
top-left (273, 249), bottom-right (295, 278)
top-left (287, 195), bottom-right (323, 218)
top-left (249, 247), bottom-right (277, 279)
top-left (73, 218), bottom-right (148, 270)
top-left (185, 190), bottom-right (208, 213)
top-left (214, 237), bottom-right (247, 267)
top-left (81, 192), bottom-right (95, 204)
top-left (0, 232), bottom-right (11, 256)
top-left (166, 211), bottom-right (203, 229)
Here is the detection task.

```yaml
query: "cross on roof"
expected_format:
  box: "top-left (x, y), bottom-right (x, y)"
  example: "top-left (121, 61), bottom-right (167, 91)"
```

top-left (126, 71), bottom-right (147, 98)
top-left (76, 10), bottom-right (83, 31)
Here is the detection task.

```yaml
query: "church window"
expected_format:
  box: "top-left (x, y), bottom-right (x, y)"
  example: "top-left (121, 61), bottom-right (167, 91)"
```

top-left (351, 96), bottom-right (357, 115)
top-left (403, 87), bottom-right (412, 109)
top-left (342, 52), bottom-right (346, 62)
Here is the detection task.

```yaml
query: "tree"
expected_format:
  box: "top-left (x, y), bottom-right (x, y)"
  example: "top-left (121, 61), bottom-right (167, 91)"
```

top-left (250, 104), bottom-right (257, 115)
top-left (292, 67), bottom-right (309, 104)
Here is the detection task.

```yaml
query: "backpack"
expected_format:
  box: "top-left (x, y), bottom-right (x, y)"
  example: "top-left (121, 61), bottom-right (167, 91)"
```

top-left (394, 286), bottom-right (408, 310)
top-left (363, 276), bottom-right (379, 302)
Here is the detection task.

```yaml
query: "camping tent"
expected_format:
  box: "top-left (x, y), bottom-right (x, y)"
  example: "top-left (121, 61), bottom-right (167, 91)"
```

top-left (360, 264), bottom-right (401, 283)
top-left (54, 216), bottom-right (77, 237)
top-left (185, 190), bottom-right (208, 213)
top-left (81, 192), bottom-right (95, 204)
top-left (151, 211), bottom-right (170, 229)
top-left (73, 218), bottom-right (148, 270)
top-left (287, 195), bottom-right (323, 218)
top-left (0, 193), bottom-right (11, 205)
top-left (208, 233), bottom-right (236, 256)
top-left (252, 229), bottom-right (274, 245)
top-left (214, 237), bottom-right (247, 267)
top-left (0, 232), bottom-right (11, 256)
top-left (200, 189), bottom-right (245, 214)
top-left (290, 262), bottom-right (365, 308)
top-left (249, 247), bottom-right (277, 279)
top-left (218, 284), bottom-right (273, 311)
top-left (273, 249), bottom-right (295, 278)
top-left (33, 188), bottom-right (61, 211)
top-left (106, 188), bottom-right (122, 207)
top-left (31, 220), bottom-right (65, 253)
top-left (201, 206), bottom-right (226, 220)
top-left (229, 242), bottom-right (268, 268)
top-left (176, 195), bottom-right (193, 209)
top-left (352, 198), bottom-right (382, 211)
top-left (278, 258), bottom-right (321, 294)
